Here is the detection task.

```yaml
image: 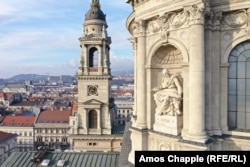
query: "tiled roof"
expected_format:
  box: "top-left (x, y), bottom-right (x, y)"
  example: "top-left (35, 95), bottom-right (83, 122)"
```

top-left (0, 131), bottom-right (17, 144)
top-left (0, 93), bottom-right (13, 100)
top-left (11, 100), bottom-right (43, 106)
top-left (36, 109), bottom-right (71, 124)
top-left (2, 116), bottom-right (36, 126)
top-left (1, 151), bottom-right (120, 167)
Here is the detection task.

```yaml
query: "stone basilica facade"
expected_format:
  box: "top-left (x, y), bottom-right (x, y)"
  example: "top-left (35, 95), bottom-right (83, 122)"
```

top-left (124, 0), bottom-right (250, 165)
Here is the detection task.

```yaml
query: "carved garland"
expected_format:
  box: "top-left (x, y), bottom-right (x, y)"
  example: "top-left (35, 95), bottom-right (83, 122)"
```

top-left (130, 7), bottom-right (250, 36)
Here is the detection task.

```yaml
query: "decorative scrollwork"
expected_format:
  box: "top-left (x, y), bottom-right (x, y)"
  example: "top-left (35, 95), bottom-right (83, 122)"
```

top-left (223, 10), bottom-right (247, 28)
top-left (171, 12), bottom-right (188, 28)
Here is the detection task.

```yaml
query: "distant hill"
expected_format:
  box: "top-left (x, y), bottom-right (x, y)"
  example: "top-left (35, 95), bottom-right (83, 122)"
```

top-left (0, 71), bottom-right (133, 86)
top-left (112, 70), bottom-right (134, 76)
top-left (0, 74), bottom-right (75, 85)
top-left (8, 74), bottom-right (48, 81)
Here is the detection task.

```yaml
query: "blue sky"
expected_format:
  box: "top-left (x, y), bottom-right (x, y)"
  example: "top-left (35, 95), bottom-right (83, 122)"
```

top-left (0, 0), bottom-right (133, 79)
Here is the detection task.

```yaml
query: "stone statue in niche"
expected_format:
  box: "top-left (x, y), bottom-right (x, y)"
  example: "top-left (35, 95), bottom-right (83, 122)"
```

top-left (152, 69), bottom-right (182, 116)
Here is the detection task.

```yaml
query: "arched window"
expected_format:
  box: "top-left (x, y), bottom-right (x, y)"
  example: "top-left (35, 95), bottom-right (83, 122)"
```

top-left (89, 47), bottom-right (98, 67)
top-left (228, 41), bottom-right (250, 129)
top-left (89, 110), bottom-right (97, 128)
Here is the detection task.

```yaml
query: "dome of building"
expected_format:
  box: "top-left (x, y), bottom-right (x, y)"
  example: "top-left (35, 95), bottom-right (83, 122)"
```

top-left (85, 2), bottom-right (106, 22)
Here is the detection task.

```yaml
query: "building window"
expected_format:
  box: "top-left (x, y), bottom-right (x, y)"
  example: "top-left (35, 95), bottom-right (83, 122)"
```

top-left (62, 137), bottom-right (67, 143)
top-left (88, 110), bottom-right (97, 128)
top-left (228, 41), bottom-right (250, 129)
top-left (37, 136), bottom-right (42, 142)
top-left (89, 47), bottom-right (99, 67)
top-left (87, 142), bottom-right (97, 146)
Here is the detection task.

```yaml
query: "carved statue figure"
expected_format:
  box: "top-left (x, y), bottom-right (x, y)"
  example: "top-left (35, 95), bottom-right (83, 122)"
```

top-left (152, 69), bottom-right (182, 116)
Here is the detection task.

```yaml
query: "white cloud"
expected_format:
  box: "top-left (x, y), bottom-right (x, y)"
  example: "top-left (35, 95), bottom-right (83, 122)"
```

top-left (0, 0), bottom-right (133, 79)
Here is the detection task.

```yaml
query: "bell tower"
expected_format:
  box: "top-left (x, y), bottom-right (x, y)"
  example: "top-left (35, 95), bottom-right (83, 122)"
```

top-left (77, 0), bottom-right (112, 135)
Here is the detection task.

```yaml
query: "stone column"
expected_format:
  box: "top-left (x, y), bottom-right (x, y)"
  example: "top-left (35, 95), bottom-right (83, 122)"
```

top-left (135, 20), bottom-right (147, 129)
top-left (186, 5), bottom-right (207, 142)
top-left (220, 63), bottom-right (229, 132)
top-left (97, 109), bottom-right (101, 129)
top-left (181, 64), bottom-right (189, 137)
top-left (211, 11), bottom-right (222, 135)
top-left (129, 37), bottom-right (137, 126)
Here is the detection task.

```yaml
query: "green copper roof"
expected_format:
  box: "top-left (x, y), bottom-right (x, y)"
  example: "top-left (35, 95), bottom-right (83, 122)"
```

top-left (1, 151), bottom-right (120, 167)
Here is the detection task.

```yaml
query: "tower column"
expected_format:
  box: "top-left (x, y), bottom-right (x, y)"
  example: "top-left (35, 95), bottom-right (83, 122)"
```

top-left (135, 20), bottom-right (147, 129)
top-left (186, 5), bottom-right (207, 142)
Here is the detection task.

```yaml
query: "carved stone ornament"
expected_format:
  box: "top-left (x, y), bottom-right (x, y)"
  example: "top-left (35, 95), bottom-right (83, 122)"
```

top-left (223, 10), bottom-right (247, 28)
top-left (153, 45), bottom-right (183, 65)
top-left (187, 5), bottom-right (205, 25)
top-left (160, 13), bottom-right (172, 31)
top-left (130, 21), bottom-right (139, 37)
top-left (171, 11), bottom-right (188, 28)
top-left (147, 19), bottom-right (161, 34)
top-left (205, 10), bottom-right (223, 30)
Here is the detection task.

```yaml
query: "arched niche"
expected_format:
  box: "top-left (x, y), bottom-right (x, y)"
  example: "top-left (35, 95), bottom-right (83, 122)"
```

top-left (88, 110), bottom-right (97, 128)
top-left (89, 47), bottom-right (99, 67)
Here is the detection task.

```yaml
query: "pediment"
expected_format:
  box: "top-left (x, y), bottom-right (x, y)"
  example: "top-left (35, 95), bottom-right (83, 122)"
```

top-left (82, 99), bottom-right (104, 105)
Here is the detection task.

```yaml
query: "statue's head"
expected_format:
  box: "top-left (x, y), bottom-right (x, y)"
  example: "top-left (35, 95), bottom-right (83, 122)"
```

top-left (162, 69), bottom-right (169, 76)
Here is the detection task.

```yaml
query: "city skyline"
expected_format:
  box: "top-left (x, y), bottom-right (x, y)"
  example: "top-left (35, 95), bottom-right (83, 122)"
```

top-left (0, 0), bottom-right (134, 79)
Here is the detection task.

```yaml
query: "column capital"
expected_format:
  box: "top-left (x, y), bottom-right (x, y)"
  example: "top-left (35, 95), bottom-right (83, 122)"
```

top-left (185, 5), bottom-right (208, 25)
top-left (136, 19), bottom-right (147, 37)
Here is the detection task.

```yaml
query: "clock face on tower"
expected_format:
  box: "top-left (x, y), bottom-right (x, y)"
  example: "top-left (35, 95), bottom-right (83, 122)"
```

top-left (88, 85), bottom-right (98, 96)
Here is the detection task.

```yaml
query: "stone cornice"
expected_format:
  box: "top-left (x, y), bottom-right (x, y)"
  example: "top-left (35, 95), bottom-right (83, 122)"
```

top-left (69, 134), bottom-right (123, 139)
top-left (78, 76), bottom-right (112, 80)
top-left (210, 0), bottom-right (249, 8)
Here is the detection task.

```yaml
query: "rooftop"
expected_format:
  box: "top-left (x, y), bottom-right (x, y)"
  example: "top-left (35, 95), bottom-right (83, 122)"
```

top-left (0, 131), bottom-right (17, 144)
top-left (1, 151), bottom-right (120, 167)
top-left (2, 116), bottom-right (36, 126)
top-left (36, 108), bottom-right (71, 124)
